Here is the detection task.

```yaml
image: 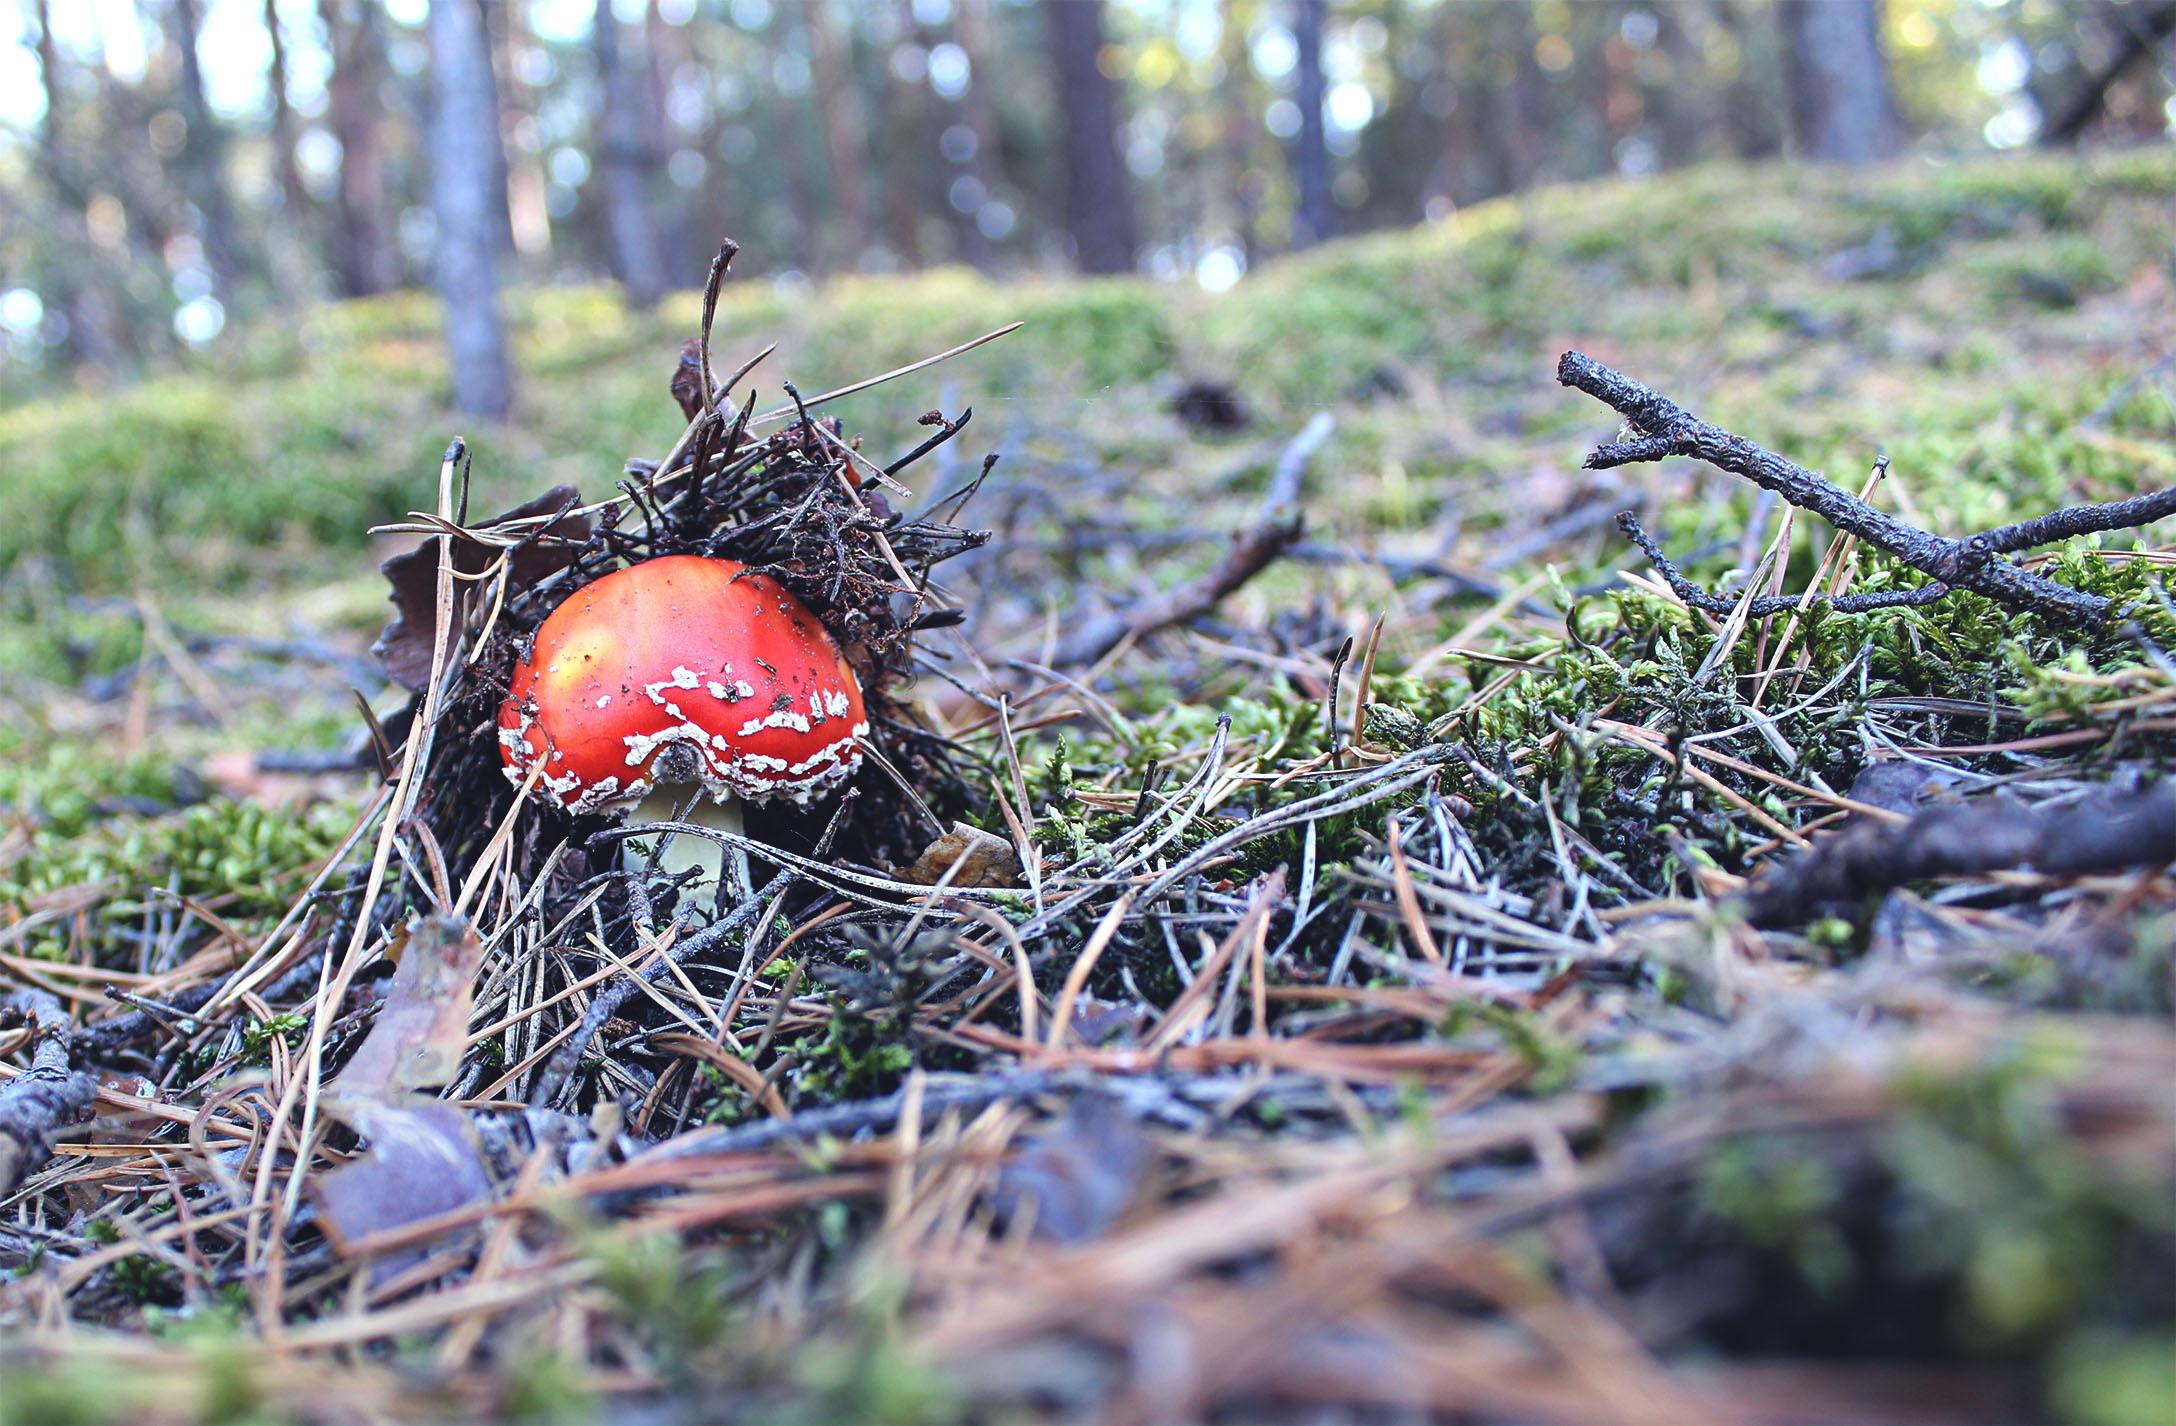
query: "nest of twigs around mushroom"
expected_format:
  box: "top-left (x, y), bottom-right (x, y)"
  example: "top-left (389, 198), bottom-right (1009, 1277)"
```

top-left (358, 249), bottom-right (1002, 1112)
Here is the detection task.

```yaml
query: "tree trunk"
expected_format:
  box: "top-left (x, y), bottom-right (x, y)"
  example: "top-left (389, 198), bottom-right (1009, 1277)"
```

top-left (1044, 0), bottom-right (1136, 274)
top-left (1655, 5), bottom-right (1720, 168)
top-left (427, 0), bottom-right (514, 420)
top-left (29, 0), bottom-right (124, 367)
top-left (594, 1), bottom-right (669, 307)
top-left (260, 0), bottom-right (318, 303)
top-left (643, 1), bottom-right (701, 285)
top-left (772, 80), bottom-right (818, 268)
top-left (1472, 4), bottom-right (1550, 196)
top-left (1711, 0), bottom-right (1785, 160)
top-left (947, 0), bottom-right (1003, 269)
top-left (1778, 0), bottom-right (1903, 163)
top-left (488, 1), bottom-right (547, 257)
top-left (169, 0), bottom-right (242, 293)
top-left (1289, 0), bottom-right (1335, 247)
top-left (263, 0), bottom-right (308, 215)
top-left (322, 0), bottom-right (398, 296)
top-left (806, 0), bottom-right (871, 270)
top-left (877, 0), bottom-right (929, 267)
top-left (1217, 0), bottom-right (1263, 261)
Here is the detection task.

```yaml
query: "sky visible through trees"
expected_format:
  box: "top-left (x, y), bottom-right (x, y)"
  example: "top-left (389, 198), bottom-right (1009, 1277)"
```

top-left (1, 0), bottom-right (2170, 394)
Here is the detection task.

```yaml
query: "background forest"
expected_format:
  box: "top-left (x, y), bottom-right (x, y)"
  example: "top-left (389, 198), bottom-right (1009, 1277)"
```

top-left (3, 0), bottom-right (2173, 406)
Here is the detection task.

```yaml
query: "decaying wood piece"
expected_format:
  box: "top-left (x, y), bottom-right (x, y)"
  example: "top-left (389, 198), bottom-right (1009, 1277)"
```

top-left (1741, 777), bottom-right (2176, 927)
top-left (0, 991), bottom-right (91, 1197)
top-left (1557, 351), bottom-right (2176, 626)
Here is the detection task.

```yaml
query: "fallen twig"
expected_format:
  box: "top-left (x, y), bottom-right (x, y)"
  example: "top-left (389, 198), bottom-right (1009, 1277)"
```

top-left (0, 990), bottom-right (91, 1197)
top-left (1557, 351), bottom-right (2176, 626)
top-left (1740, 777), bottom-right (2176, 927)
top-left (1048, 412), bottom-right (1332, 665)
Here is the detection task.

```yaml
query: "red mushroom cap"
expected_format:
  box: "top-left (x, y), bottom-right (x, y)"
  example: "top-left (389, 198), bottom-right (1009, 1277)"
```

top-left (498, 555), bottom-right (868, 814)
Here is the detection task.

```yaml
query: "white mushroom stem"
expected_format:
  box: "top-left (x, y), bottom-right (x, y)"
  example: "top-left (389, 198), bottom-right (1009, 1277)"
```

top-left (623, 784), bottom-right (742, 888)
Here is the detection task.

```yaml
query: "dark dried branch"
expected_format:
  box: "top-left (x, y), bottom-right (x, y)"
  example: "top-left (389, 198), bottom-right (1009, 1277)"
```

top-left (1972, 486), bottom-right (2176, 555)
top-left (644, 1070), bottom-right (1071, 1161)
top-left (1741, 778), bottom-right (2176, 927)
top-left (2040, 1), bottom-right (2176, 145)
top-left (533, 871), bottom-right (789, 1108)
top-left (1617, 513), bottom-right (1949, 616)
top-left (1046, 413), bottom-right (1330, 666)
top-left (696, 239), bottom-right (738, 416)
top-left (1556, 351), bottom-right (2171, 627)
top-left (0, 990), bottom-right (92, 1197)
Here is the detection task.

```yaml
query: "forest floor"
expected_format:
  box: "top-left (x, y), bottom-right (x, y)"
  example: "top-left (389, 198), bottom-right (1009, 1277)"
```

top-left (3, 147), bottom-right (2176, 1425)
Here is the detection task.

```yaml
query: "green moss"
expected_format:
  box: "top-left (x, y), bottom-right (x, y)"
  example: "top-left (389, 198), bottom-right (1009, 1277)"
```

top-left (2050, 1331), bottom-right (2176, 1426)
top-left (1695, 1141), bottom-right (1851, 1293)
top-left (1962, 235), bottom-right (2121, 309)
top-left (0, 1368), bottom-right (143, 1426)
top-left (1885, 1031), bottom-right (2174, 1348)
top-left (3, 797), bottom-right (351, 966)
top-left (778, 1272), bottom-right (958, 1426)
top-left (7, 147), bottom-right (2172, 604)
top-left (497, 1349), bottom-right (599, 1425)
top-left (1, 739), bottom-right (181, 839)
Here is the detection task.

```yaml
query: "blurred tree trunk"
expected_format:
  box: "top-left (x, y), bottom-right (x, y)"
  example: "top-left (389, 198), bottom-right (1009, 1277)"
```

top-left (773, 86), bottom-right (818, 268)
top-left (261, 0), bottom-right (316, 302)
top-left (1655, 5), bottom-right (1720, 167)
top-left (948, 0), bottom-right (1003, 269)
top-left (322, 0), bottom-right (398, 296)
top-left (643, 1), bottom-right (701, 284)
top-left (29, 0), bottom-right (124, 367)
top-left (1711, 0), bottom-right (1785, 160)
top-left (878, 0), bottom-right (929, 267)
top-left (169, 0), bottom-right (242, 292)
top-left (488, 1), bottom-right (546, 257)
top-left (1288, 0), bottom-right (1335, 247)
top-left (1479, 6), bottom-right (1549, 195)
top-left (806, 0), bottom-right (871, 270)
top-left (427, 0), bottom-right (513, 420)
top-left (1778, 0), bottom-right (1902, 163)
top-left (594, 1), bottom-right (668, 308)
top-left (263, 0), bottom-right (308, 215)
top-left (1576, 8), bottom-right (1623, 178)
top-left (1217, 0), bottom-right (1263, 261)
top-left (1045, 0), bottom-right (1135, 274)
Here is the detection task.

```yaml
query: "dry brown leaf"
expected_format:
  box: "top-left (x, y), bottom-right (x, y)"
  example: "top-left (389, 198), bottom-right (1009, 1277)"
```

top-left (893, 821), bottom-right (1022, 889)
top-left (373, 486), bottom-right (593, 692)
top-left (335, 916), bottom-right (485, 1095)
top-left (987, 1095), bottom-right (1151, 1244)
top-left (312, 1098), bottom-right (493, 1286)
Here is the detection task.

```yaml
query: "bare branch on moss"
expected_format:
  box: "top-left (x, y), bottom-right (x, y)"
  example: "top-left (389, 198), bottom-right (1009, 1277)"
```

top-left (1048, 412), bottom-right (1331, 666)
top-left (1972, 486), bottom-right (2176, 556)
top-left (1558, 351), bottom-right (2176, 627)
top-left (1616, 513), bottom-right (1947, 617)
top-left (1741, 777), bottom-right (2176, 927)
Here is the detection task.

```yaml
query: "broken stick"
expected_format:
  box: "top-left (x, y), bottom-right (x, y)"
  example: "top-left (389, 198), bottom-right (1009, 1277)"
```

top-left (1557, 351), bottom-right (2176, 627)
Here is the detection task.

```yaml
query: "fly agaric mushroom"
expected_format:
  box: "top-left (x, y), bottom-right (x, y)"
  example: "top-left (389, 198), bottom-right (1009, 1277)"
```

top-left (498, 555), bottom-right (867, 878)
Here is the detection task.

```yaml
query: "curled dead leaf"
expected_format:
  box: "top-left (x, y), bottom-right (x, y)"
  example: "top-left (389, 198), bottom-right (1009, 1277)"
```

top-left (893, 821), bottom-right (1022, 889)
top-left (312, 1098), bottom-right (493, 1287)
top-left (334, 916), bottom-right (485, 1095)
top-left (373, 487), bottom-right (593, 692)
